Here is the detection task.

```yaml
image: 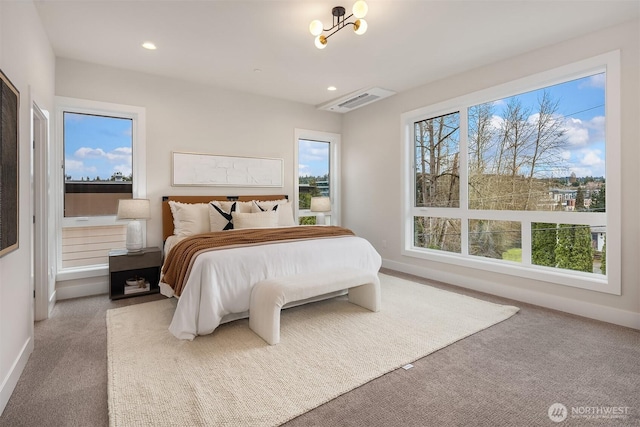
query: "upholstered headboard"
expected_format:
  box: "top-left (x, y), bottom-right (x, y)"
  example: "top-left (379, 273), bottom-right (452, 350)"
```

top-left (161, 195), bottom-right (288, 241)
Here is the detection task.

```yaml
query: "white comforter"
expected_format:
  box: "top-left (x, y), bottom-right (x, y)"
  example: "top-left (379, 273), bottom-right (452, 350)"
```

top-left (162, 235), bottom-right (382, 340)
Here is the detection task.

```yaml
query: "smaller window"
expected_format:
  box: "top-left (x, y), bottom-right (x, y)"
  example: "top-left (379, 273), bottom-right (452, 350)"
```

top-left (414, 217), bottom-right (461, 253)
top-left (64, 112), bottom-right (133, 218)
top-left (468, 220), bottom-right (521, 261)
top-left (295, 129), bottom-right (340, 226)
top-left (414, 112), bottom-right (460, 208)
top-left (56, 97), bottom-right (146, 274)
top-left (532, 222), bottom-right (605, 275)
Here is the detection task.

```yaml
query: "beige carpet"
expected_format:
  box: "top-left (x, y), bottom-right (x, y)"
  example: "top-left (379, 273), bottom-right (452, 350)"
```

top-left (107, 273), bottom-right (519, 427)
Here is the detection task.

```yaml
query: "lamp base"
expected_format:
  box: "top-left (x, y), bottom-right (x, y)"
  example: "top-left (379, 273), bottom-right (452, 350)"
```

top-left (125, 220), bottom-right (144, 252)
top-left (315, 212), bottom-right (326, 226)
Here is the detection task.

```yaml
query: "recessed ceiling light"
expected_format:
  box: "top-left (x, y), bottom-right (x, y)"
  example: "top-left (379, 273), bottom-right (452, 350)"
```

top-left (142, 42), bottom-right (157, 50)
top-left (328, 86), bottom-right (337, 91)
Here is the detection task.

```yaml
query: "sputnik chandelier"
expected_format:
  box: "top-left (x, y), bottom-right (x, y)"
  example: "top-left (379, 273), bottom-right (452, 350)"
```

top-left (309, 1), bottom-right (368, 49)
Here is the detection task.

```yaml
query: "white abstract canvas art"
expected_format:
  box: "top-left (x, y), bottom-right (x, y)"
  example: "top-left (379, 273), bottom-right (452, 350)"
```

top-left (172, 152), bottom-right (283, 187)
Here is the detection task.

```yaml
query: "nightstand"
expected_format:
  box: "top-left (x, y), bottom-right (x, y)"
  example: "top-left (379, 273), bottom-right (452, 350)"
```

top-left (109, 247), bottom-right (162, 300)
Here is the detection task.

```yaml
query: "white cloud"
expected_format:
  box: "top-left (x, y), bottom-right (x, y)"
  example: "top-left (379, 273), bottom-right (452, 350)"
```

top-left (64, 158), bottom-right (97, 177)
top-left (560, 151), bottom-right (571, 160)
top-left (106, 147), bottom-right (132, 162)
top-left (568, 148), bottom-right (605, 177)
top-left (114, 164), bottom-right (132, 176)
top-left (489, 115), bottom-right (504, 130)
top-left (75, 147), bottom-right (106, 158)
top-left (583, 74), bottom-right (605, 89)
top-left (560, 114), bottom-right (605, 147)
top-left (110, 147), bottom-right (131, 155)
top-left (64, 159), bottom-right (84, 171)
top-left (74, 146), bottom-right (131, 162)
top-left (562, 117), bottom-right (590, 146)
top-left (298, 164), bottom-right (310, 177)
top-left (580, 149), bottom-right (604, 167)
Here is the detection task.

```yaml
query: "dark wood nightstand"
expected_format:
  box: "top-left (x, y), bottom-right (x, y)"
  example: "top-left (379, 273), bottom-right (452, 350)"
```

top-left (109, 247), bottom-right (161, 300)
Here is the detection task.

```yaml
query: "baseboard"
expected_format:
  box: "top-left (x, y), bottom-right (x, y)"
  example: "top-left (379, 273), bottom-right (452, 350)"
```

top-left (382, 259), bottom-right (640, 330)
top-left (56, 278), bottom-right (108, 300)
top-left (0, 337), bottom-right (33, 416)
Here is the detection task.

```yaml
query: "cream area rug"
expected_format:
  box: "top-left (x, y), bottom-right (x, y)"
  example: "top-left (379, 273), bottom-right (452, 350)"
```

top-left (107, 273), bottom-right (519, 427)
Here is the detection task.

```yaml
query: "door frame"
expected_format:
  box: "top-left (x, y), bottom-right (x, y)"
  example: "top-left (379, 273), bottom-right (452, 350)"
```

top-left (31, 92), bottom-right (51, 321)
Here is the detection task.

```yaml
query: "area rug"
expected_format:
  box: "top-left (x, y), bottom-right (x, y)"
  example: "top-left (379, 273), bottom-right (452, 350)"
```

top-left (107, 273), bottom-right (519, 426)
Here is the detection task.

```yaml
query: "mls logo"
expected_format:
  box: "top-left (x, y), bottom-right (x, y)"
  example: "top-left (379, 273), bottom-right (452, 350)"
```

top-left (548, 403), bottom-right (568, 423)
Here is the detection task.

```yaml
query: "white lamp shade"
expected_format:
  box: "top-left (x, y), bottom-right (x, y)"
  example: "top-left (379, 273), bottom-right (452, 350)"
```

top-left (352, 1), bottom-right (368, 19)
top-left (354, 19), bottom-right (367, 35)
top-left (310, 196), bottom-right (331, 212)
top-left (309, 19), bottom-right (324, 36)
top-left (116, 198), bottom-right (150, 220)
top-left (314, 35), bottom-right (327, 49)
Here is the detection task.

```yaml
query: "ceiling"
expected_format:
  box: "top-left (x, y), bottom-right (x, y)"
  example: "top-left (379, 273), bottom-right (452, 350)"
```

top-left (34, 1), bottom-right (639, 108)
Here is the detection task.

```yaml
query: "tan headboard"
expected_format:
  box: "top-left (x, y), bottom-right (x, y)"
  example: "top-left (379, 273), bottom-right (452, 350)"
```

top-left (162, 195), bottom-right (288, 241)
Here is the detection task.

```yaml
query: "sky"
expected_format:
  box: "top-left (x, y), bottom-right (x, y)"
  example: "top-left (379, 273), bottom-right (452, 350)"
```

top-left (64, 112), bottom-right (132, 181)
top-left (298, 139), bottom-right (330, 178)
top-left (488, 72), bottom-right (606, 178)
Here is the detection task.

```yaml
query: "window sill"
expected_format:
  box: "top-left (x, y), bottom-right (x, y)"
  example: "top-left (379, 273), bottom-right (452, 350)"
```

top-left (402, 247), bottom-right (617, 295)
top-left (56, 265), bottom-right (108, 282)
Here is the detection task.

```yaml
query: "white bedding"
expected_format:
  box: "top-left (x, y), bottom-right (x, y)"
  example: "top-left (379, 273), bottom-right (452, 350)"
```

top-left (161, 235), bottom-right (381, 340)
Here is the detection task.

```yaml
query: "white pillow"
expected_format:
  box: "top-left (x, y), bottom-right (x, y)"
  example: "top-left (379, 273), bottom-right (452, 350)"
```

top-left (251, 200), bottom-right (296, 226)
top-left (232, 211), bottom-right (279, 229)
top-left (209, 201), bottom-right (237, 231)
top-left (218, 200), bottom-right (252, 213)
top-left (168, 201), bottom-right (210, 237)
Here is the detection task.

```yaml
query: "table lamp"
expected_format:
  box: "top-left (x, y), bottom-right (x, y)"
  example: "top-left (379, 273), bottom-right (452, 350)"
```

top-left (310, 196), bottom-right (331, 225)
top-left (116, 198), bottom-right (150, 252)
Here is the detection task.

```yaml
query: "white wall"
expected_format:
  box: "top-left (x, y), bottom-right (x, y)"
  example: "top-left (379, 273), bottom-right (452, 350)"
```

top-left (0, 0), bottom-right (55, 414)
top-left (342, 20), bottom-right (640, 329)
top-left (54, 58), bottom-right (342, 295)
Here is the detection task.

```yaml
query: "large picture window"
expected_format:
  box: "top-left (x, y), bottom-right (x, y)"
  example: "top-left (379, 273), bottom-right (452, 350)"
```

top-left (402, 52), bottom-right (620, 294)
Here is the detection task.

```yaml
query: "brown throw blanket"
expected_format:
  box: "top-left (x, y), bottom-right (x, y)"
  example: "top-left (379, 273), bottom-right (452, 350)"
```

top-left (162, 226), bottom-right (355, 296)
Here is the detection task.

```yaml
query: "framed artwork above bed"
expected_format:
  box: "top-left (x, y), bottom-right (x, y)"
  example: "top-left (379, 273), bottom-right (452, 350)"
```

top-left (172, 151), bottom-right (283, 187)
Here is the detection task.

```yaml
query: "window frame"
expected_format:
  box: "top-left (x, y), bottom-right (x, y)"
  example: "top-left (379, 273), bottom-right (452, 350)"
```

top-left (294, 128), bottom-right (341, 225)
top-left (55, 97), bottom-right (147, 278)
top-left (401, 51), bottom-right (621, 295)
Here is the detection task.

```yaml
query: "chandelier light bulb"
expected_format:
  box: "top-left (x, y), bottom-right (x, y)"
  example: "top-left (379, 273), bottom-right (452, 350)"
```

top-left (309, 19), bottom-right (324, 36)
top-left (314, 35), bottom-right (327, 49)
top-left (354, 19), bottom-right (368, 35)
top-left (352, 1), bottom-right (368, 19)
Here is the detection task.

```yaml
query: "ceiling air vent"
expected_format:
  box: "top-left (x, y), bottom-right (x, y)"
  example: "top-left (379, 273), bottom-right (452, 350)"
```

top-left (318, 87), bottom-right (396, 113)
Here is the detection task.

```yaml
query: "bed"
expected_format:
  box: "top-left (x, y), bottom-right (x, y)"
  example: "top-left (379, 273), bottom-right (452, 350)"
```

top-left (159, 195), bottom-right (382, 340)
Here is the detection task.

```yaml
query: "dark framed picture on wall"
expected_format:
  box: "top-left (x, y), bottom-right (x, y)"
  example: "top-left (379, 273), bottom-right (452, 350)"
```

top-left (0, 69), bottom-right (19, 257)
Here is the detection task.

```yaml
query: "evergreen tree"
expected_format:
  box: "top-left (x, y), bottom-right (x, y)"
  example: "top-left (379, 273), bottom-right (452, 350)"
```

top-left (572, 225), bottom-right (593, 272)
top-left (555, 224), bottom-right (573, 269)
top-left (555, 224), bottom-right (593, 273)
top-left (591, 185), bottom-right (606, 212)
top-left (532, 223), bottom-right (556, 267)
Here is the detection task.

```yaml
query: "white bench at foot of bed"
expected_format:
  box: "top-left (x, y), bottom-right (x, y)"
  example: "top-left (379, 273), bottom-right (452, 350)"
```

top-left (249, 268), bottom-right (381, 345)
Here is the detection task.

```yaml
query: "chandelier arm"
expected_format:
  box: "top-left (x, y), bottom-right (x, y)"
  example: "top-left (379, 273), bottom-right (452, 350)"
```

top-left (323, 12), bottom-right (355, 33)
top-left (323, 21), bottom-right (357, 40)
